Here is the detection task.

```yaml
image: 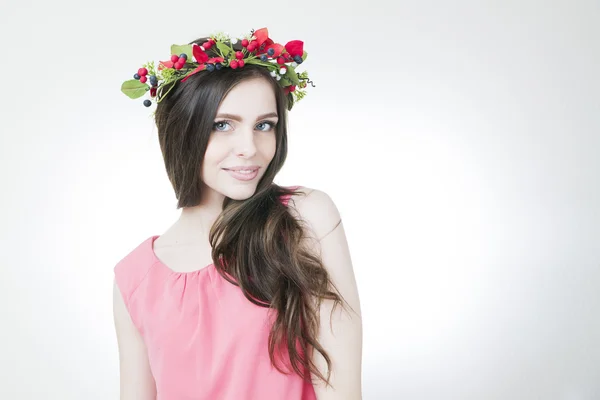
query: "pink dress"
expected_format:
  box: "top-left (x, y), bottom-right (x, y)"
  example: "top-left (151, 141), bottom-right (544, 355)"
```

top-left (114, 186), bottom-right (317, 400)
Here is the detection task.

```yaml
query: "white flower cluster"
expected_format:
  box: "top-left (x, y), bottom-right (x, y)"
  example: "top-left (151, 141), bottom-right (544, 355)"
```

top-left (211, 31), bottom-right (231, 42)
top-left (269, 70), bottom-right (282, 81)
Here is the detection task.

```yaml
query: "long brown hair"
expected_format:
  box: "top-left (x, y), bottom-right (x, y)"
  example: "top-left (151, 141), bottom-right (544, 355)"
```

top-left (153, 36), bottom-right (347, 387)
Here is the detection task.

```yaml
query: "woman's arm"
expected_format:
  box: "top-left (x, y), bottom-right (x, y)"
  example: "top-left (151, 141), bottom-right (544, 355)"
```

top-left (292, 189), bottom-right (363, 400)
top-left (113, 280), bottom-right (157, 399)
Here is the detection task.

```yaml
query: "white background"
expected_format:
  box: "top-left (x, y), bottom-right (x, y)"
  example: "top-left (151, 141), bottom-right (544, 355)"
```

top-left (1, 0), bottom-right (599, 399)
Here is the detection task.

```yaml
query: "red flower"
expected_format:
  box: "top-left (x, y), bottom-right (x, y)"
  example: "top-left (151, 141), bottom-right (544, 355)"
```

top-left (264, 43), bottom-right (284, 57)
top-left (253, 28), bottom-right (304, 60)
top-left (251, 27), bottom-right (282, 57)
top-left (192, 44), bottom-right (209, 64)
top-left (253, 27), bottom-right (270, 46)
top-left (181, 64), bottom-right (206, 82)
top-left (159, 45), bottom-right (221, 83)
top-left (284, 40), bottom-right (304, 58)
top-left (158, 60), bottom-right (173, 70)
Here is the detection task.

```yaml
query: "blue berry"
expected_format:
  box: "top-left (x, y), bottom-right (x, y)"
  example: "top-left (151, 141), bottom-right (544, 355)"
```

top-left (143, 99), bottom-right (152, 107)
top-left (293, 55), bottom-right (303, 64)
top-left (267, 48), bottom-right (275, 56)
top-left (260, 54), bottom-right (268, 61)
top-left (206, 63), bottom-right (215, 72)
top-left (149, 75), bottom-right (158, 85)
top-left (179, 53), bottom-right (187, 60)
top-left (215, 63), bottom-right (223, 70)
top-left (134, 73), bottom-right (140, 80)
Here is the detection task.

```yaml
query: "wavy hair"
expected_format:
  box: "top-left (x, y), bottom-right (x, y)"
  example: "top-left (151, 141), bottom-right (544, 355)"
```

top-left (153, 36), bottom-right (348, 387)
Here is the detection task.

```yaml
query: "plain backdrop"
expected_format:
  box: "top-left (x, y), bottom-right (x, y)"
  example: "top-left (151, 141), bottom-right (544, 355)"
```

top-left (0, 0), bottom-right (599, 399)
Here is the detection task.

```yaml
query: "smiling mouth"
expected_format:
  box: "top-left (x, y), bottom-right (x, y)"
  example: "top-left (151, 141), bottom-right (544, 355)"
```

top-left (223, 167), bottom-right (259, 172)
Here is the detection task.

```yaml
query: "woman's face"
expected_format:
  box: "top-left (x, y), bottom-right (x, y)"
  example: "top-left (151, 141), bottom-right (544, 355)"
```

top-left (200, 77), bottom-right (278, 201)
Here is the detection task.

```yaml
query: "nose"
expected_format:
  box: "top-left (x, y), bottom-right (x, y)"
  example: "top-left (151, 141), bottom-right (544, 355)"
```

top-left (232, 126), bottom-right (257, 158)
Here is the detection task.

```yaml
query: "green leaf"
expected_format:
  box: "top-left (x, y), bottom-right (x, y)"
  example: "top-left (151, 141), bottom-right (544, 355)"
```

top-left (302, 51), bottom-right (308, 61)
top-left (171, 44), bottom-right (194, 59)
top-left (285, 66), bottom-right (300, 85)
top-left (279, 76), bottom-right (292, 87)
top-left (244, 58), bottom-right (274, 68)
top-left (216, 41), bottom-right (232, 58)
top-left (121, 79), bottom-right (148, 99)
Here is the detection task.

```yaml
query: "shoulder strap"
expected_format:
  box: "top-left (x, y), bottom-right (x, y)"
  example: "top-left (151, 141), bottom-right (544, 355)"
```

top-left (279, 185), bottom-right (303, 207)
top-left (113, 236), bottom-right (156, 333)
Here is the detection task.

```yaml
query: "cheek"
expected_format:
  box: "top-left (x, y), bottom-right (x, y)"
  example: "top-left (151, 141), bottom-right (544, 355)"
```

top-left (261, 134), bottom-right (277, 159)
top-left (203, 140), bottom-right (228, 163)
top-left (200, 143), bottom-right (225, 179)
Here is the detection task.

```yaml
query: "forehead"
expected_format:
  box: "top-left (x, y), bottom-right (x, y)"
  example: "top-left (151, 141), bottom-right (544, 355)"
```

top-left (217, 77), bottom-right (277, 117)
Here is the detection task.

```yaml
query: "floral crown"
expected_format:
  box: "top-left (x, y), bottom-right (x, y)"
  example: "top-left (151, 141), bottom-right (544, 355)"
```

top-left (120, 27), bottom-right (314, 111)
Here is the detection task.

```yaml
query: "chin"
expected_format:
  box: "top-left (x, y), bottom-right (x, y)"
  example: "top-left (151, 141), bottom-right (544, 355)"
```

top-left (221, 183), bottom-right (258, 200)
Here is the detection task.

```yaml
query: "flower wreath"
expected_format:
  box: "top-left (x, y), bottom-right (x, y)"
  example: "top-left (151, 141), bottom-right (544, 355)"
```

top-left (120, 27), bottom-right (315, 111)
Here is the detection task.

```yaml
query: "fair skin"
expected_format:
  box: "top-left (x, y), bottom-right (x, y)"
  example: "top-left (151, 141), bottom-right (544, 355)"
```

top-left (113, 77), bottom-right (362, 399)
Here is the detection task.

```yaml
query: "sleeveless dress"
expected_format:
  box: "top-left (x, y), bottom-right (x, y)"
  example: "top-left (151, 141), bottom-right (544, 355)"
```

top-left (114, 186), bottom-right (317, 400)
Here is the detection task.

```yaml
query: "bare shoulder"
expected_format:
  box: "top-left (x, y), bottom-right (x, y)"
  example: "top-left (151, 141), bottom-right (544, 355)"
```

top-left (287, 186), bottom-right (342, 241)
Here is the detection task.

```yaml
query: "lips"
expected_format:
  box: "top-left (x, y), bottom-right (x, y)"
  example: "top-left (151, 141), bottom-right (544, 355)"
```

top-left (225, 168), bottom-right (259, 181)
top-left (224, 165), bottom-right (260, 171)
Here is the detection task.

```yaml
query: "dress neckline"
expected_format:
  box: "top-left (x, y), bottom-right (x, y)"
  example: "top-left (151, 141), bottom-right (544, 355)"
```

top-left (149, 235), bottom-right (214, 275)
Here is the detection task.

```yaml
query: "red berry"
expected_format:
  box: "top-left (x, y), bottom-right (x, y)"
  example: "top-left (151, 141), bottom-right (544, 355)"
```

top-left (209, 38), bottom-right (216, 45)
top-left (238, 60), bottom-right (245, 68)
top-left (138, 67), bottom-right (148, 76)
top-left (170, 55), bottom-right (179, 63)
top-left (202, 41), bottom-right (211, 49)
top-left (178, 56), bottom-right (186, 64)
top-left (235, 51), bottom-right (243, 60)
top-left (289, 85), bottom-right (296, 92)
top-left (241, 39), bottom-right (249, 47)
top-left (277, 57), bottom-right (285, 65)
top-left (247, 42), bottom-right (256, 52)
top-left (140, 75), bottom-right (148, 83)
top-left (150, 87), bottom-right (157, 97)
top-left (174, 61), bottom-right (184, 70)
top-left (230, 60), bottom-right (238, 69)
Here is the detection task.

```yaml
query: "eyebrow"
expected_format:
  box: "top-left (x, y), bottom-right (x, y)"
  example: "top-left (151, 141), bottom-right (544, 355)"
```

top-left (215, 112), bottom-right (278, 122)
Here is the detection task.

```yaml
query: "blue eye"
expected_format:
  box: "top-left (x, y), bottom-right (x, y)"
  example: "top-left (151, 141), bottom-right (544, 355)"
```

top-left (212, 120), bottom-right (277, 132)
top-left (256, 121), bottom-right (276, 131)
top-left (212, 120), bottom-right (232, 132)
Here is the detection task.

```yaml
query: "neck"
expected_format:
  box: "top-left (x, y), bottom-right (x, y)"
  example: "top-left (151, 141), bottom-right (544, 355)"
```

top-left (180, 203), bottom-right (220, 226)
top-left (174, 185), bottom-right (225, 240)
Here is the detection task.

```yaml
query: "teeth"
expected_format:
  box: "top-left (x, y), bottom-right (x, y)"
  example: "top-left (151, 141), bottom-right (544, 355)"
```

top-left (232, 169), bottom-right (254, 174)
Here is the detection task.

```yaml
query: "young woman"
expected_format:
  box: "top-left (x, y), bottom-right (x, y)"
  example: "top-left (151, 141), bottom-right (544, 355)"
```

top-left (113, 28), bottom-right (362, 399)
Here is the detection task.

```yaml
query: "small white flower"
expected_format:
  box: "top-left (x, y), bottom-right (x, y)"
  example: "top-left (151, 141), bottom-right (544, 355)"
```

top-left (231, 38), bottom-right (238, 44)
top-left (276, 75), bottom-right (281, 81)
top-left (270, 71), bottom-right (277, 77)
top-left (279, 67), bottom-right (287, 75)
top-left (291, 62), bottom-right (298, 67)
